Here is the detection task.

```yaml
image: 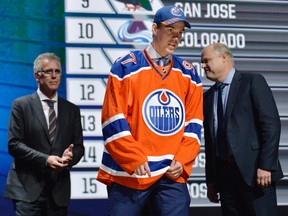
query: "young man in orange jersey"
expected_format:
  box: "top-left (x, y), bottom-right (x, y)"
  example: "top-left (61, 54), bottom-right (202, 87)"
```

top-left (97, 6), bottom-right (203, 215)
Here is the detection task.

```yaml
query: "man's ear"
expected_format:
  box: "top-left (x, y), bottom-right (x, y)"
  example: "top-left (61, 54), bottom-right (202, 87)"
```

top-left (34, 72), bottom-right (40, 82)
top-left (152, 23), bottom-right (158, 35)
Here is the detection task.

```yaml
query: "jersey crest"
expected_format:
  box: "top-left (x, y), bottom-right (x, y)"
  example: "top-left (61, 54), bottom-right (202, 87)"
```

top-left (142, 89), bottom-right (185, 136)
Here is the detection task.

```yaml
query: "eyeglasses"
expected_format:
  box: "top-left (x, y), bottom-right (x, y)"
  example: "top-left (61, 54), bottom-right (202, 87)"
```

top-left (38, 69), bottom-right (62, 77)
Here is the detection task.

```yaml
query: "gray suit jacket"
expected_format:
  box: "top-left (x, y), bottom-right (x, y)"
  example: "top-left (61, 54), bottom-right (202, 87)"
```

top-left (204, 71), bottom-right (283, 188)
top-left (4, 92), bottom-right (84, 206)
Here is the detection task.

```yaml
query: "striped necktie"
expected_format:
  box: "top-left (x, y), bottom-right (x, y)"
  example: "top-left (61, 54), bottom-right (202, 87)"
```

top-left (154, 58), bottom-right (170, 66)
top-left (45, 100), bottom-right (57, 144)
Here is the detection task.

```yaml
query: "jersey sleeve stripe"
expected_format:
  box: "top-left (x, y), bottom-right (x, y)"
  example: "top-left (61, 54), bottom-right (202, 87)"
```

top-left (102, 113), bottom-right (125, 128)
top-left (104, 131), bottom-right (131, 145)
top-left (183, 132), bottom-right (201, 145)
top-left (185, 118), bottom-right (203, 127)
top-left (184, 121), bottom-right (202, 142)
top-left (102, 117), bottom-right (130, 141)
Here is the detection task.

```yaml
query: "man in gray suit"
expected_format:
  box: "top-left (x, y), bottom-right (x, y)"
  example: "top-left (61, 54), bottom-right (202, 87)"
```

top-left (202, 43), bottom-right (283, 216)
top-left (4, 53), bottom-right (84, 215)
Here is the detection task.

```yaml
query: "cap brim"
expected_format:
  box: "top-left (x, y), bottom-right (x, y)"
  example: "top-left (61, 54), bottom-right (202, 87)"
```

top-left (183, 21), bottom-right (191, 28)
top-left (161, 19), bottom-right (191, 28)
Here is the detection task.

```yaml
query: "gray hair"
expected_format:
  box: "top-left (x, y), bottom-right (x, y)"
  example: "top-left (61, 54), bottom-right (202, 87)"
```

top-left (33, 53), bottom-right (61, 72)
top-left (212, 43), bottom-right (234, 65)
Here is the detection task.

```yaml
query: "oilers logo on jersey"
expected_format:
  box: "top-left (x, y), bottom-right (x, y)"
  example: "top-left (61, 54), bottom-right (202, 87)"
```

top-left (142, 89), bottom-right (185, 136)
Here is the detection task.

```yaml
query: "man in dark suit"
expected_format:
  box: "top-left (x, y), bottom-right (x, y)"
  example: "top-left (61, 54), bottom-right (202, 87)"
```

top-left (202, 43), bottom-right (283, 216)
top-left (4, 53), bottom-right (84, 216)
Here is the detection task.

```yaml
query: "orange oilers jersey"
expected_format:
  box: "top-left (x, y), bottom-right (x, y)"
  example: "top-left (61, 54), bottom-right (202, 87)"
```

top-left (97, 49), bottom-right (203, 190)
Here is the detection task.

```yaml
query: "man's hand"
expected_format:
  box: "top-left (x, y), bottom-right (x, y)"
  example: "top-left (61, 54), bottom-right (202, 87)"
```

top-left (62, 144), bottom-right (74, 164)
top-left (134, 162), bottom-right (151, 177)
top-left (207, 184), bottom-right (220, 203)
top-left (46, 155), bottom-right (69, 171)
top-left (257, 168), bottom-right (271, 188)
top-left (166, 160), bottom-right (183, 179)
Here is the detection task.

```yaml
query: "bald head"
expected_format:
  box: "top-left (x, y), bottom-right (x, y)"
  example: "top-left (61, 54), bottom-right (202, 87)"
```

top-left (201, 43), bottom-right (234, 83)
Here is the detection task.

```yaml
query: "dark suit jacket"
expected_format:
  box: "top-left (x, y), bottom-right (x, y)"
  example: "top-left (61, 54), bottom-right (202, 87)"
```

top-left (204, 71), bottom-right (283, 188)
top-left (4, 92), bottom-right (84, 206)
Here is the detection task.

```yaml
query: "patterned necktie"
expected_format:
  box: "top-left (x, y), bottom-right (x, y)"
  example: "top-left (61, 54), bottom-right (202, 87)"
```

top-left (217, 83), bottom-right (228, 160)
top-left (154, 58), bottom-right (170, 66)
top-left (45, 100), bottom-right (57, 144)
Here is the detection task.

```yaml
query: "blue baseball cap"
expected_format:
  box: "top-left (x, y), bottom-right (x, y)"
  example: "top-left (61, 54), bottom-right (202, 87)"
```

top-left (153, 6), bottom-right (191, 28)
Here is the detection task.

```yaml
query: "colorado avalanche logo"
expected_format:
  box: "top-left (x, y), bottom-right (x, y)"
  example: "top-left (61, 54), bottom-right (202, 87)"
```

top-left (143, 89), bottom-right (185, 136)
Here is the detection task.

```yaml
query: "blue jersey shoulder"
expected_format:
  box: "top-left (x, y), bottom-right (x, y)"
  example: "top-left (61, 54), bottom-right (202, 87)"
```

top-left (172, 55), bottom-right (202, 84)
top-left (110, 50), bottom-right (148, 79)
